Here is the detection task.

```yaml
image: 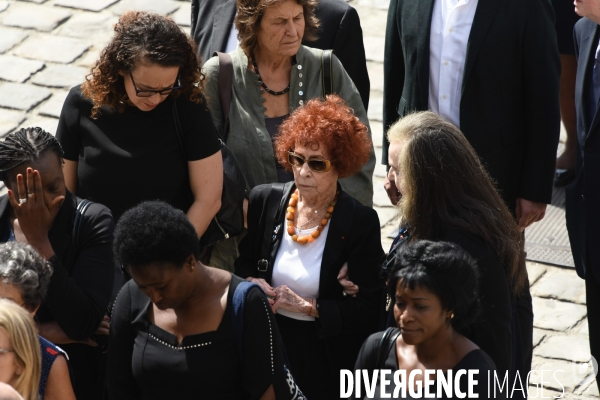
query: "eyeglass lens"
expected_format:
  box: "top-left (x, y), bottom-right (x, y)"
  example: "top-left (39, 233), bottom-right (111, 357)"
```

top-left (288, 153), bottom-right (329, 172)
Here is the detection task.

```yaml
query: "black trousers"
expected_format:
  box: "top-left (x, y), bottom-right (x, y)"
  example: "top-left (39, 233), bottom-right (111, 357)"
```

top-left (585, 268), bottom-right (600, 393)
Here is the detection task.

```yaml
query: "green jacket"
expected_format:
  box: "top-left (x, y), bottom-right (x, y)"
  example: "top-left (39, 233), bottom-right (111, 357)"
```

top-left (203, 45), bottom-right (374, 207)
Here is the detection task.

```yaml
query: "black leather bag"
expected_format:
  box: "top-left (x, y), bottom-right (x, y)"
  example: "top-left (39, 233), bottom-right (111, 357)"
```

top-left (172, 53), bottom-right (246, 247)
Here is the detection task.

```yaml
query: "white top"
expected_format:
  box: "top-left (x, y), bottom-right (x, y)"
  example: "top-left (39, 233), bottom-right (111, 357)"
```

top-left (271, 223), bottom-right (330, 321)
top-left (225, 22), bottom-right (239, 53)
top-left (428, 0), bottom-right (479, 127)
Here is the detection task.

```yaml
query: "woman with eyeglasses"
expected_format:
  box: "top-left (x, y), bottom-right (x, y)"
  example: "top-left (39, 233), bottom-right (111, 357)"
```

top-left (56, 11), bottom-right (223, 241)
top-left (234, 95), bottom-right (385, 400)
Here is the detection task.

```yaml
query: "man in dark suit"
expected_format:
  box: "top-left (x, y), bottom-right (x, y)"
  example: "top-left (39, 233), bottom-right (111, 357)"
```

top-left (568, 2), bottom-right (600, 391)
top-left (191, 0), bottom-right (370, 110)
top-left (382, 0), bottom-right (561, 384)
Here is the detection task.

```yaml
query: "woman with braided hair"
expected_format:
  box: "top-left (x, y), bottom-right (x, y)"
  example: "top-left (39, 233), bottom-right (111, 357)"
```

top-left (0, 127), bottom-right (115, 399)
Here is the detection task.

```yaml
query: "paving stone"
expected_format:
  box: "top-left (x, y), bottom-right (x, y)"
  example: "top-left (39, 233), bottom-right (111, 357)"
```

top-left (0, 27), bottom-right (28, 54)
top-left (527, 261), bottom-right (548, 285)
top-left (21, 0), bottom-right (47, 4)
top-left (575, 319), bottom-right (590, 335)
top-left (18, 115), bottom-right (58, 135)
top-left (532, 329), bottom-right (546, 347)
top-left (375, 206), bottom-right (396, 228)
top-left (38, 90), bottom-right (69, 118)
top-left (363, 35), bottom-right (385, 63)
top-left (14, 35), bottom-right (91, 64)
top-left (354, 6), bottom-right (389, 37)
top-left (530, 356), bottom-right (581, 393)
top-left (526, 386), bottom-right (566, 400)
top-left (56, 12), bottom-right (119, 41)
top-left (582, 381), bottom-right (599, 397)
top-left (0, 3), bottom-right (71, 32)
top-left (367, 61), bottom-right (383, 93)
top-left (30, 64), bottom-right (88, 88)
top-left (54, 0), bottom-right (119, 12)
top-left (111, 0), bottom-right (180, 16)
top-left (371, 120), bottom-right (383, 148)
top-left (172, 1), bottom-right (191, 27)
top-left (75, 47), bottom-right (101, 68)
top-left (532, 297), bottom-right (587, 331)
top-left (368, 96), bottom-right (383, 122)
top-left (0, 2), bottom-right (8, 13)
top-left (0, 83), bottom-right (52, 111)
top-left (531, 268), bottom-right (586, 304)
top-left (0, 55), bottom-right (44, 83)
top-left (0, 109), bottom-right (26, 136)
top-left (536, 334), bottom-right (591, 362)
top-left (374, 182), bottom-right (394, 207)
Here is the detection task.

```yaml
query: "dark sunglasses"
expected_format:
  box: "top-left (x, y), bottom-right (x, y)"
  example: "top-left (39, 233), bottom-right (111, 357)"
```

top-left (288, 152), bottom-right (331, 172)
top-left (128, 71), bottom-right (181, 97)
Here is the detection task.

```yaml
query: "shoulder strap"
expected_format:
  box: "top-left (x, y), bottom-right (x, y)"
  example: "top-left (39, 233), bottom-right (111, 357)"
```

top-left (231, 280), bottom-right (259, 363)
top-left (72, 199), bottom-right (92, 252)
top-left (257, 183), bottom-right (286, 279)
top-left (376, 327), bottom-right (400, 369)
top-left (321, 49), bottom-right (334, 97)
top-left (215, 52), bottom-right (233, 142)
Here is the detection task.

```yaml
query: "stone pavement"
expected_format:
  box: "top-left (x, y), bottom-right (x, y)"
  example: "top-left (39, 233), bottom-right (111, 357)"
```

top-left (0, 0), bottom-right (597, 398)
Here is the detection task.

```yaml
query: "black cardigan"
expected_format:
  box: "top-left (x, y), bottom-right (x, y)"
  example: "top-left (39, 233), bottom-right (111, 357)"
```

top-left (235, 182), bottom-right (385, 370)
top-left (0, 190), bottom-right (115, 341)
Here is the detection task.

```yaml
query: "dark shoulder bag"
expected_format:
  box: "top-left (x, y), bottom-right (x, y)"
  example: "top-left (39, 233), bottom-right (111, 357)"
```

top-left (322, 49), bottom-right (334, 97)
top-left (256, 182), bottom-right (289, 280)
top-left (376, 327), bottom-right (401, 368)
top-left (171, 52), bottom-right (246, 247)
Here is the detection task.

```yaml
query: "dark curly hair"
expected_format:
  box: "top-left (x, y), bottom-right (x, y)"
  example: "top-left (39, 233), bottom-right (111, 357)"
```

top-left (82, 11), bottom-right (206, 118)
top-left (275, 95), bottom-right (371, 178)
top-left (0, 242), bottom-right (53, 313)
top-left (0, 127), bottom-right (64, 182)
top-left (236, 0), bottom-right (320, 56)
top-left (114, 201), bottom-right (200, 270)
top-left (388, 240), bottom-right (481, 332)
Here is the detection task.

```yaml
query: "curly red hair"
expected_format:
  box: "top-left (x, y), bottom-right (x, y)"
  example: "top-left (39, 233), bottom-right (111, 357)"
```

top-left (275, 95), bottom-right (371, 178)
top-left (81, 11), bottom-right (205, 119)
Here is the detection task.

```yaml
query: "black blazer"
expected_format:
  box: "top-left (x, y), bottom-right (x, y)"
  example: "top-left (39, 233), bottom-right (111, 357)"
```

top-left (0, 190), bottom-right (115, 340)
top-left (235, 182), bottom-right (385, 370)
top-left (568, 18), bottom-right (600, 283)
top-left (382, 0), bottom-right (561, 210)
top-left (191, 0), bottom-right (370, 110)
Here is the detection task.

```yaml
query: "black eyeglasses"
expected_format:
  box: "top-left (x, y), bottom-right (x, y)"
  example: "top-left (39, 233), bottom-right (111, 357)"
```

top-left (288, 152), bottom-right (332, 172)
top-left (128, 71), bottom-right (181, 97)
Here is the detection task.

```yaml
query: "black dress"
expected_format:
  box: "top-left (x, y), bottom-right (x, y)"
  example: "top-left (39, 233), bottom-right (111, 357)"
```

top-left (354, 331), bottom-right (501, 399)
top-left (107, 275), bottom-right (295, 400)
top-left (56, 85), bottom-right (221, 222)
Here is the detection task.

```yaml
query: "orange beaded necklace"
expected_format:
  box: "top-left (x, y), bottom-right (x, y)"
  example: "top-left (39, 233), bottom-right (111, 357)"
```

top-left (286, 189), bottom-right (338, 244)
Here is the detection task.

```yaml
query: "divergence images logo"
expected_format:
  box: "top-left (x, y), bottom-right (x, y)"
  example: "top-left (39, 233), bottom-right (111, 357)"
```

top-left (571, 352), bottom-right (598, 384)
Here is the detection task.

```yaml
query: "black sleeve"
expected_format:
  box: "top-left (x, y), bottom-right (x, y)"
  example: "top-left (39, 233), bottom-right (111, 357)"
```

top-left (44, 203), bottom-right (115, 340)
top-left (332, 6), bottom-right (370, 111)
top-left (316, 208), bottom-right (385, 337)
top-left (382, 0), bottom-right (405, 165)
top-left (107, 281), bottom-right (142, 400)
top-left (177, 97), bottom-right (221, 161)
top-left (56, 86), bottom-right (84, 161)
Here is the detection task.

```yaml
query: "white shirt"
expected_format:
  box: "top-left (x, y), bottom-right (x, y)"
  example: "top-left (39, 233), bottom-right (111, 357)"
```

top-left (225, 22), bottom-right (239, 53)
top-left (428, 0), bottom-right (479, 127)
top-left (271, 224), bottom-right (330, 321)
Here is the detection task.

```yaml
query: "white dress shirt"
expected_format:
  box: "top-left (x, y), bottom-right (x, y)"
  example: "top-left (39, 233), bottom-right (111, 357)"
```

top-left (428, 0), bottom-right (479, 127)
top-left (225, 22), bottom-right (239, 53)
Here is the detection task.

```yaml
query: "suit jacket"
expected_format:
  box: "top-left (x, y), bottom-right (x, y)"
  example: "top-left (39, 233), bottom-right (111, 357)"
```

top-left (568, 18), bottom-right (600, 283)
top-left (382, 0), bottom-right (561, 210)
top-left (235, 182), bottom-right (385, 373)
top-left (191, 0), bottom-right (370, 110)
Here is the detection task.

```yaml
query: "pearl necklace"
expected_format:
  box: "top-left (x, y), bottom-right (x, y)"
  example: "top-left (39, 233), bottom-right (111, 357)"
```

top-left (286, 189), bottom-right (338, 244)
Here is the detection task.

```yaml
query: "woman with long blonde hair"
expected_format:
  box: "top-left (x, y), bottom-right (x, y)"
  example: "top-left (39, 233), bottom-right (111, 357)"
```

top-left (0, 298), bottom-right (40, 400)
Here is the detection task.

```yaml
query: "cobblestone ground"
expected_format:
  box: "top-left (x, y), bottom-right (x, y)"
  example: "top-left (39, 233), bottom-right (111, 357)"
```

top-left (0, 0), bottom-right (597, 398)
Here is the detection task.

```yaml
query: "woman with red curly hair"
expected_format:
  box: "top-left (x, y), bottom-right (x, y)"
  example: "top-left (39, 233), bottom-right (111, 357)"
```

top-left (56, 11), bottom-right (222, 241)
top-left (235, 95), bottom-right (385, 400)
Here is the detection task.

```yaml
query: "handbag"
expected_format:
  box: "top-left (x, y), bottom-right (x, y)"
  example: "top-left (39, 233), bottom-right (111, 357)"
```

top-left (171, 57), bottom-right (246, 247)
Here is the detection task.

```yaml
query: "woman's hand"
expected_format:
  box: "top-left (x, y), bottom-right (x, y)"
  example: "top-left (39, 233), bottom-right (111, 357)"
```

top-left (94, 314), bottom-right (111, 336)
top-left (246, 277), bottom-right (277, 306)
top-left (8, 168), bottom-right (63, 259)
top-left (337, 262), bottom-right (359, 297)
top-left (272, 285), bottom-right (318, 317)
top-left (38, 321), bottom-right (98, 347)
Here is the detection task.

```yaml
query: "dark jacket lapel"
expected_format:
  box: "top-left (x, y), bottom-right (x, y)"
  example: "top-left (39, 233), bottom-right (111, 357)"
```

top-left (461, 0), bottom-right (503, 95)
top-left (211, 0), bottom-right (236, 57)
top-left (417, 0), bottom-right (436, 108)
top-left (585, 26), bottom-right (600, 140)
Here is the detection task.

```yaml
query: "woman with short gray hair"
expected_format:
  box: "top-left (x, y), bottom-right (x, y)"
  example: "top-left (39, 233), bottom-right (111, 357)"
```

top-left (0, 242), bottom-right (75, 400)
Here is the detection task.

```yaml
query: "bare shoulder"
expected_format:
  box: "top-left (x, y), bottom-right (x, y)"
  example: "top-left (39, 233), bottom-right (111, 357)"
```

top-left (44, 354), bottom-right (76, 400)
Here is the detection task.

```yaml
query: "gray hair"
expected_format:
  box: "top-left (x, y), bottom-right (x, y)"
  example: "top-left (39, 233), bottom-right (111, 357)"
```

top-left (0, 242), bottom-right (52, 312)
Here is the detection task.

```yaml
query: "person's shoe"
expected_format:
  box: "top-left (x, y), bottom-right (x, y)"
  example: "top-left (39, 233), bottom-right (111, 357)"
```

top-left (554, 168), bottom-right (575, 187)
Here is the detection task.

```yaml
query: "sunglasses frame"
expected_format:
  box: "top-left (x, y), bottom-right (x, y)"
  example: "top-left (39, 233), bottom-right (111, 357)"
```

top-left (288, 151), bottom-right (332, 172)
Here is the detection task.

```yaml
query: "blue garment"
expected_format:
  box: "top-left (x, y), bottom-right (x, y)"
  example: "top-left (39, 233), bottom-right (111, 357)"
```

top-left (38, 336), bottom-right (68, 399)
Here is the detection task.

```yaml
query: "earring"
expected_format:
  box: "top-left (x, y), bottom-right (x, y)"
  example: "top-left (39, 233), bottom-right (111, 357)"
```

top-left (450, 312), bottom-right (454, 319)
top-left (191, 264), bottom-right (195, 271)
